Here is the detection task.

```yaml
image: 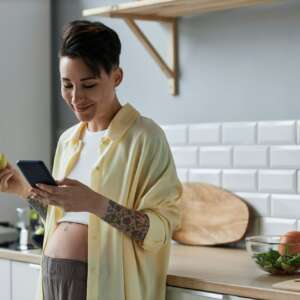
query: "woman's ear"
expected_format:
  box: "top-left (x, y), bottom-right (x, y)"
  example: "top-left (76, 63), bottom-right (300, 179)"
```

top-left (114, 67), bottom-right (123, 88)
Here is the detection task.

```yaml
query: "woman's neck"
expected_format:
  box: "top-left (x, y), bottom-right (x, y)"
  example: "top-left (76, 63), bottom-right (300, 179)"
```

top-left (87, 100), bottom-right (122, 132)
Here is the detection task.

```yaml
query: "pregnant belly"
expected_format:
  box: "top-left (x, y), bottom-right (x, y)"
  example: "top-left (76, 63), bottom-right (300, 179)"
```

top-left (43, 222), bottom-right (88, 262)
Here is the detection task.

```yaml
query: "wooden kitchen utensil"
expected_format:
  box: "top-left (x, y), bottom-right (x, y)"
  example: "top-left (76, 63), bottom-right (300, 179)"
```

top-left (172, 182), bottom-right (250, 245)
top-left (272, 279), bottom-right (300, 292)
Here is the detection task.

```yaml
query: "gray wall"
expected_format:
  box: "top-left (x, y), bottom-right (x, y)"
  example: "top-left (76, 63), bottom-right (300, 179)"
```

top-left (0, 0), bottom-right (51, 223)
top-left (52, 0), bottom-right (300, 149)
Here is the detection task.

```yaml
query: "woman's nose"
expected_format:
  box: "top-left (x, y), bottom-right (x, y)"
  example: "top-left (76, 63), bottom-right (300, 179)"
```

top-left (71, 88), bottom-right (84, 104)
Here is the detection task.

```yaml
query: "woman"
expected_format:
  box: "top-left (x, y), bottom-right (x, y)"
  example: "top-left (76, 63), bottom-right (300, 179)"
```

top-left (0, 20), bottom-right (182, 300)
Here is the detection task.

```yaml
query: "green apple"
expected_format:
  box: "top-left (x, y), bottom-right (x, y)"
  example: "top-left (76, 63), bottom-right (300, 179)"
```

top-left (0, 153), bottom-right (7, 170)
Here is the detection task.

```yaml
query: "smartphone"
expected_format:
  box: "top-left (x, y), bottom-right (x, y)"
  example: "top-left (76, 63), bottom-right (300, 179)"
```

top-left (16, 160), bottom-right (57, 188)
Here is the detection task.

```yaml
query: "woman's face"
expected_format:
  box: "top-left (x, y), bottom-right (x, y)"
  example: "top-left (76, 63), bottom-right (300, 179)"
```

top-left (59, 56), bottom-right (122, 123)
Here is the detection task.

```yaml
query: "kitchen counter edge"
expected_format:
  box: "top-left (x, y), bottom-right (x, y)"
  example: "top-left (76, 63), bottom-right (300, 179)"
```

top-left (1, 245), bottom-right (300, 299)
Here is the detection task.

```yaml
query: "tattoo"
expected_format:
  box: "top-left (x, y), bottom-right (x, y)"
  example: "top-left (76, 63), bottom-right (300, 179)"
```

top-left (103, 200), bottom-right (150, 241)
top-left (27, 197), bottom-right (48, 223)
top-left (63, 224), bottom-right (69, 232)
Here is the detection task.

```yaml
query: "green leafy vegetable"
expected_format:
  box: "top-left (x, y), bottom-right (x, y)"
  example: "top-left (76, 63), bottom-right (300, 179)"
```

top-left (253, 249), bottom-right (300, 275)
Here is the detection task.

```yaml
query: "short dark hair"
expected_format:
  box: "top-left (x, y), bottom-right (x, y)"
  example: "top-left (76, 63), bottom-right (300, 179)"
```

top-left (59, 20), bottom-right (121, 77)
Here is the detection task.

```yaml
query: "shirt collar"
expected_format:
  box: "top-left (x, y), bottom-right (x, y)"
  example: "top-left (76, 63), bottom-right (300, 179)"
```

top-left (65, 102), bottom-right (140, 145)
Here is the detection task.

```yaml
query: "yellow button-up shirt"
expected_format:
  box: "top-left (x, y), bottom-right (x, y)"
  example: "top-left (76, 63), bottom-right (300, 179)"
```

top-left (36, 102), bottom-right (182, 300)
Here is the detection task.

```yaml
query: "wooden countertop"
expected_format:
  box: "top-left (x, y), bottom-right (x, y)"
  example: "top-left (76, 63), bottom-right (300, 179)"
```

top-left (1, 244), bottom-right (300, 299)
top-left (168, 243), bottom-right (300, 299)
top-left (0, 247), bottom-right (41, 265)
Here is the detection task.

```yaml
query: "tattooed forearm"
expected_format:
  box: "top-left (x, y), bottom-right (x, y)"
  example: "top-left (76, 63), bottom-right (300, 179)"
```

top-left (103, 200), bottom-right (150, 241)
top-left (27, 197), bottom-right (48, 223)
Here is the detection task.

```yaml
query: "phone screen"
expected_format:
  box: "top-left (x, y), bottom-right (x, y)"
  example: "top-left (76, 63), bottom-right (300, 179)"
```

top-left (16, 160), bottom-right (57, 188)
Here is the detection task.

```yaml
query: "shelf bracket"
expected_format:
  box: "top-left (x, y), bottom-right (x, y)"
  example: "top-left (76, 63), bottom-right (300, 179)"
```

top-left (83, 0), bottom-right (279, 96)
top-left (123, 17), bottom-right (178, 95)
top-left (82, 6), bottom-right (179, 95)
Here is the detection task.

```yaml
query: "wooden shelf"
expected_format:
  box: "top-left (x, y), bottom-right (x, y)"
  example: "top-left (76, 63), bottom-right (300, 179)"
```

top-left (83, 0), bottom-right (275, 19)
top-left (82, 0), bottom-right (277, 95)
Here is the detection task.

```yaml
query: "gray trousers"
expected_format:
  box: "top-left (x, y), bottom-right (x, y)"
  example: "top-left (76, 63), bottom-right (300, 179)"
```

top-left (42, 255), bottom-right (88, 300)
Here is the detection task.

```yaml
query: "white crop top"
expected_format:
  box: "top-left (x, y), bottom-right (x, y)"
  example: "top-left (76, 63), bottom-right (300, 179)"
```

top-left (57, 127), bottom-right (107, 225)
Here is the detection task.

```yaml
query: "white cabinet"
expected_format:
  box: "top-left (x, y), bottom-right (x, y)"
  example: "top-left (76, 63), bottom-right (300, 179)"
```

top-left (166, 287), bottom-right (255, 300)
top-left (0, 258), bottom-right (11, 300)
top-left (11, 261), bottom-right (40, 300)
top-left (0, 258), bottom-right (40, 300)
top-left (167, 286), bottom-right (223, 299)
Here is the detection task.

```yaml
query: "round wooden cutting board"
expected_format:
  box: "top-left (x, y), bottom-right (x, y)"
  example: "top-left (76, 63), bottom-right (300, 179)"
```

top-left (172, 182), bottom-right (250, 245)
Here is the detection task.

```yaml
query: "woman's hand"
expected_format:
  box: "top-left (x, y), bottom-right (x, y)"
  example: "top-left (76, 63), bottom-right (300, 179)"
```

top-left (29, 178), bottom-right (108, 215)
top-left (32, 178), bottom-right (150, 242)
top-left (0, 163), bottom-right (31, 198)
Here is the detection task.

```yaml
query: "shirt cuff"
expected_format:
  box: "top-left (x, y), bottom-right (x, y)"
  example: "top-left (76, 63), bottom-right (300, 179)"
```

top-left (139, 210), bottom-right (169, 252)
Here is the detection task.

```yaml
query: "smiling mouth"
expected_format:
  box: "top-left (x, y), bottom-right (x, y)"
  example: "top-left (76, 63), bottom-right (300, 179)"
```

top-left (74, 105), bottom-right (93, 112)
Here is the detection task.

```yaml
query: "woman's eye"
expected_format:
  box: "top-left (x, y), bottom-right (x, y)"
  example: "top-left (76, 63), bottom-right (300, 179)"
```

top-left (83, 84), bottom-right (96, 89)
top-left (63, 85), bottom-right (73, 89)
top-left (62, 84), bottom-right (96, 89)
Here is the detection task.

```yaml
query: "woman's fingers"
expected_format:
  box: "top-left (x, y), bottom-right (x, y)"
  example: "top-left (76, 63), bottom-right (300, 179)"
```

top-left (3, 173), bottom-right (13, 189)
top-left (32, 187), bottom-right (50, 200)
top-left (0, 172), bottom-right (13, 191)
top-left (36, 183), bottom-right (59, 194)
top-left (29, 192), bottom-right (50, 205)
top-left (0, 169), bottom-right (12, 180)
top-left (56, 178), bottom-right (78, 186)
top-left (0, 165), bottom-right (15, 179)
top-left (31, 187), bottom-right (61, 207)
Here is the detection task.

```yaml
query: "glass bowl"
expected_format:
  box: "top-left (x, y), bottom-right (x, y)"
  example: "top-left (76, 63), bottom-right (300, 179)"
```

top-left (246, 235), bottom-right (300, 275)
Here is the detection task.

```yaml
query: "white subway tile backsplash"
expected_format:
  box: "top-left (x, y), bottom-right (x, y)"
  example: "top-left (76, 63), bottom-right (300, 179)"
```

top-left (199, 147), bottom-right (232, 168)
top-left (297, 121), bottom-right (300, 144)
top-left (236, 193), bottom-right (270, 217)
top-left (222, 170), bottom-right (257, 192)
top-left (222, 122), bottom-right (256, 145)
top-left (270, 146), bottom-right (300, 168)
top-left (161, 125), bottom-right (188, 145)
top-left (259, 170), bottom-right (296, 193)
top-left (234, 146), bottom-right (268, 168)
top-left (298, 171), bottom-right (300, 194)
top-left (271, 194), bottom-right (300, 219)
top-left (163, 119), bottom-right (300, 237)
top-left (171, 146), bottom-right (198, 168)
top-left (188, 123), bottom-right (221, 145)
top-left (176, 169), bottom-right (188, 183)
top-left (258, 121), bottom-right (296, 145)
top-left (260, 217), bottom-right (297, 235)
top-left (189, 169), bottom-right (221, 186)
